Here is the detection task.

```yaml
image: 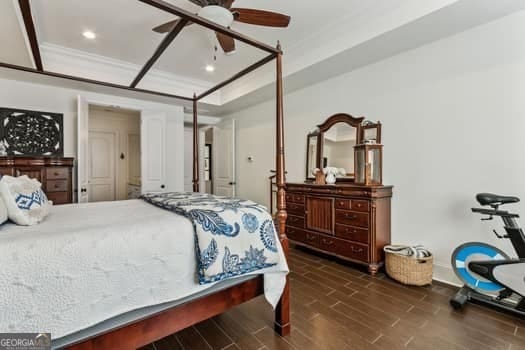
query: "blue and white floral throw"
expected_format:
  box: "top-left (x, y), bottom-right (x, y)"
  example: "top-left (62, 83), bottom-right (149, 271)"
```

top-left (141, 192), bottom-right (281, 284)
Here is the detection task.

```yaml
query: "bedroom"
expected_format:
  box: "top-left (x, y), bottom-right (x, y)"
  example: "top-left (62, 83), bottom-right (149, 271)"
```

top-left (1, 0), bottom-right (525, 349)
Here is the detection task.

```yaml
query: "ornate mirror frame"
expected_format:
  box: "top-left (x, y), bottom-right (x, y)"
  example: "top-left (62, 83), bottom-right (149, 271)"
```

top-left (316, 113), bottom-right (364, 182)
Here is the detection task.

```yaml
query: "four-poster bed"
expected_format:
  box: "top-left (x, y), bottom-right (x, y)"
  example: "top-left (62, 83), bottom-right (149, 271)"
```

top-left (0, 0), bottom-right (289, 348)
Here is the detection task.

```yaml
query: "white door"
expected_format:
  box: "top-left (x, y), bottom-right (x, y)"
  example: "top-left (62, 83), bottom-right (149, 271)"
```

top-left (88, 131), bottom-right (116, 202)
top-left (213, 119), bottom-right (236, 197)
top-left (77, 96), bottom-right (89, 203)
top-left (141, 111), bottom-right (166, 193)
top-left (184, 127), bottom-right (193, 192)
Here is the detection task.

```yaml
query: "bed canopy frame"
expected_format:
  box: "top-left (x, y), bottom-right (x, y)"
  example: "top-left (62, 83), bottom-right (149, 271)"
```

top-left (1, 0), bottom-right (289, 348)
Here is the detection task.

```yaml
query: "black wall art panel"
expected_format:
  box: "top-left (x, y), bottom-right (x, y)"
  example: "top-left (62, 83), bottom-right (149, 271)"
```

top-left (0, 108), bottom-right (64, 156)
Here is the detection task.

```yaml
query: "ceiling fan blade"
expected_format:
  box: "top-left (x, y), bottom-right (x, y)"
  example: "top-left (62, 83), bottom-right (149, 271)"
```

top-left (223, 0), bottom-right (235, 9)
top-left (153, 19), bottom-right (192, 33)
top-left (189, 0), bottom-right (207, 6)
top-left (216, 32), bottom-right (236, 53)
top-left (231, 8), bottom-right (290, 27)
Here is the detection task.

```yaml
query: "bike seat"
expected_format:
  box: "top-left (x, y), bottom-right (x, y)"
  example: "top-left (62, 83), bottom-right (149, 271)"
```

top-left (476, 193), bottom-right (520, 206)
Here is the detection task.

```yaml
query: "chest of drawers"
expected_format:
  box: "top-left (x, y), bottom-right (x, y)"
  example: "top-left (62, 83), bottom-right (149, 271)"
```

top-left (285, 182), bottom-right (392, 275)
top-left (0, 157), bottom-right (74, 205)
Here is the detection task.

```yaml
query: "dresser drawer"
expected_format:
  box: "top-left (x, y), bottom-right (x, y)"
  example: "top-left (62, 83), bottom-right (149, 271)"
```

top-left (46, 179), bottom-right (68, 192)
top-left (351, 200), bottom-right (369, 212)
top-left (46, 167), bottom-right (69, 180)
top-left (336, 210), bottom-right (369, 228)
top-left (335, 224), bottom-right (369, 244)
top-left (320, 235), bottom-right (337, 253)
top-left (286, 193), bottom-right (305, 204)
top-left (47, 191), bottom-right (69, 205)
top-left (0, 167), bottom-right (14, 177)
top-left (287, 203), bottom-right (305, 216)
top-left (287, 214), bottom-right (305, 228)
top-left (303, 231), bottom-right (319, 248)
top-left (335, 199), bottom-right (369, 212)
top-left (337, 240), bottom-right (369, 263)
top-left (335, 199), bottom-right (351, 210)
top-left (286, 226), bottom-right (305, 242)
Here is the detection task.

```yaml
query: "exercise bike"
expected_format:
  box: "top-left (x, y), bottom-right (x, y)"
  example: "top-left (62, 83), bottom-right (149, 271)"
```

top-left (450, 193), bottom-right (525, 318)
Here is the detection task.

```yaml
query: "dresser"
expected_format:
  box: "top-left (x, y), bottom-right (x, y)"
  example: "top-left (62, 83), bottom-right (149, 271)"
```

top-left (0, 157), bottom-right (74, 205)
top-left (285, 182), bottom-right (393, 274)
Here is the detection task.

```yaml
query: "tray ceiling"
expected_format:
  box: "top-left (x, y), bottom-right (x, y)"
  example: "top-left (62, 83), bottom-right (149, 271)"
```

top-left (3, 0), bottom-right (523, 111)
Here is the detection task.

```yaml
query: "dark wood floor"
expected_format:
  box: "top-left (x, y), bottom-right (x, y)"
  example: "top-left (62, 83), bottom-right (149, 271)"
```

top-left (141, 246), bottom-right (525, 350)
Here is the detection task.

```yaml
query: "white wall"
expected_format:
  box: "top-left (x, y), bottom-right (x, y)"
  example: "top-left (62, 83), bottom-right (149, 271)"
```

top-left (0, 76), bottom-right (185, 193)
top-left (224, 10), bottom-right (525, 284)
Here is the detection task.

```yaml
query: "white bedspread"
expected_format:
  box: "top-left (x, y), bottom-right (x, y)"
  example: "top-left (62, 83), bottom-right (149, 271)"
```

top-left (0, 200), bottom-right (289, 339)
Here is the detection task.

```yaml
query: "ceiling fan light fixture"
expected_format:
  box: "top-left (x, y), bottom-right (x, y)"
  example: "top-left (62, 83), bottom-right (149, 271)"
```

top-left (205, 64), bottom-right (215, 72)
top-left (198, 5), bottom-right (234, 28)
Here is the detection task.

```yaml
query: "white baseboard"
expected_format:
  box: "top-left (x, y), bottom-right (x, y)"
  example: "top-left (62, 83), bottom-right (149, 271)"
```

top-left (432, 262), bottom-right (462, 287)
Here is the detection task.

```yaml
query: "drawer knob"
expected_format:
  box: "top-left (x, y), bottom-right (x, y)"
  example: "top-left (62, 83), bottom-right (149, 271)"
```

top-left (345, 214), bottom-right (357, 220)
top-left (351, 246), bottom-right (363, 253)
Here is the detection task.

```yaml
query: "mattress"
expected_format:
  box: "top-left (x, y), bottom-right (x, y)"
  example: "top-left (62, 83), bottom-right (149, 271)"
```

top-left (52, 275), bottom-right (259, 349)
top-left (0, 199), bottom-right (288, 341)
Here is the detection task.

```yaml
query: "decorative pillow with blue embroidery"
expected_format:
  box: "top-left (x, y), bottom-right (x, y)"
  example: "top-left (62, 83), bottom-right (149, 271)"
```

top-left (141, 192), bottom-right (281, 284)
top-left (0, 175), bottom-right (52, 226)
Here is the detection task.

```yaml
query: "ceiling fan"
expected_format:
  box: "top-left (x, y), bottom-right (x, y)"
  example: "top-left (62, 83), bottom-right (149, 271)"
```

top-left (152, 0), bottom-right (291, 55)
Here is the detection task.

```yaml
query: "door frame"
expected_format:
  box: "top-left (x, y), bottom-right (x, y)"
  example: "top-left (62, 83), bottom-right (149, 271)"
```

top-left (212, 119), bottom-right (236, 197)
top-left (77, 95), bottom-right (144, 202)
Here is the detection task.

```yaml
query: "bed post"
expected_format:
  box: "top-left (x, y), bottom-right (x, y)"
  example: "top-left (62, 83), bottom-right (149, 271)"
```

top-left (193, 93), bottom-right (200, 193)
top-left (274, 42), bottom-right (290, 337)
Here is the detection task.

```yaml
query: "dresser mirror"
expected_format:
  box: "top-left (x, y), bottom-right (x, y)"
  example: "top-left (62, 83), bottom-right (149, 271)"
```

top-left (305, 132), bottom-right (319, 180)
top-left (305, 113), bottom-right (364, 182)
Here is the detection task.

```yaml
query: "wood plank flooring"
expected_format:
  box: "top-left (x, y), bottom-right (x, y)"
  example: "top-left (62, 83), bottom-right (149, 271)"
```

top-left (142, 246), bottom-right (525, 350)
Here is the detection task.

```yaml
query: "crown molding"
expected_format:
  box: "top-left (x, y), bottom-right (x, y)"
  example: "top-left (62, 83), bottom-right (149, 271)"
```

top-left (39, 42), bottom-right (221, 105)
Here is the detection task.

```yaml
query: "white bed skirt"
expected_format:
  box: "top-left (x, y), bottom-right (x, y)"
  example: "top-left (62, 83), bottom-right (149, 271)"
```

top-left (0, 200), bottom-right (288, 339)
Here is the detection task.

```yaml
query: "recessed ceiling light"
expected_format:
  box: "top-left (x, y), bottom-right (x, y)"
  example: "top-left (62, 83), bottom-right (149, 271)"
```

top-left (83, 30), bottom-right (96, 40)
top-left (205, 65), bottom-right (215, 72)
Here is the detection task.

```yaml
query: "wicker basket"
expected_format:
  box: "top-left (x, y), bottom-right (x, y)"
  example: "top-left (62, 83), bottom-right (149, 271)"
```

top-left (384, 246), bottom-right (433, 286)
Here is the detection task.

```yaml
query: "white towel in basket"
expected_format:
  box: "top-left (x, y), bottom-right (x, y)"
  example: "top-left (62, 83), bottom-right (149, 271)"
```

top-left (384, 245), bottom-right (432, 259)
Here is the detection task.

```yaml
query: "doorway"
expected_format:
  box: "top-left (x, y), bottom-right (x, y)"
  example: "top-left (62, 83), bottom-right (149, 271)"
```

top-left (87, 105), bottom-right (141, 202)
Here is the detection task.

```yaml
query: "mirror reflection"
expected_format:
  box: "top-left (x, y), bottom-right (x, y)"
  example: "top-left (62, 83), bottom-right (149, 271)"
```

top-left (306, 134), bottom-right (318, 178)
top-left (321, 122), bottom-right (356, 178)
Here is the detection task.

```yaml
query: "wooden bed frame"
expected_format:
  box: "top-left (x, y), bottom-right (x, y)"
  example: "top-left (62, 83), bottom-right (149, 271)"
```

top-left (1, 1), bottom-right (290, 349)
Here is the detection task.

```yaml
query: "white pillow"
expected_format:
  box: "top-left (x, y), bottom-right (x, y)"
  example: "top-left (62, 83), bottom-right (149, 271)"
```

top-left (0, 175), bottom-right (52, 226)
top-left (0, 195), bottom-right (7, 225)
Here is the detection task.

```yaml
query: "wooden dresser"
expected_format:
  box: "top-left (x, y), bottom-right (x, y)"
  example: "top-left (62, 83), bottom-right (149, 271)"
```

top-left (285, 182), bottom-right (393, 274)
top-left (0, 157), bottom-right (74, 205)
